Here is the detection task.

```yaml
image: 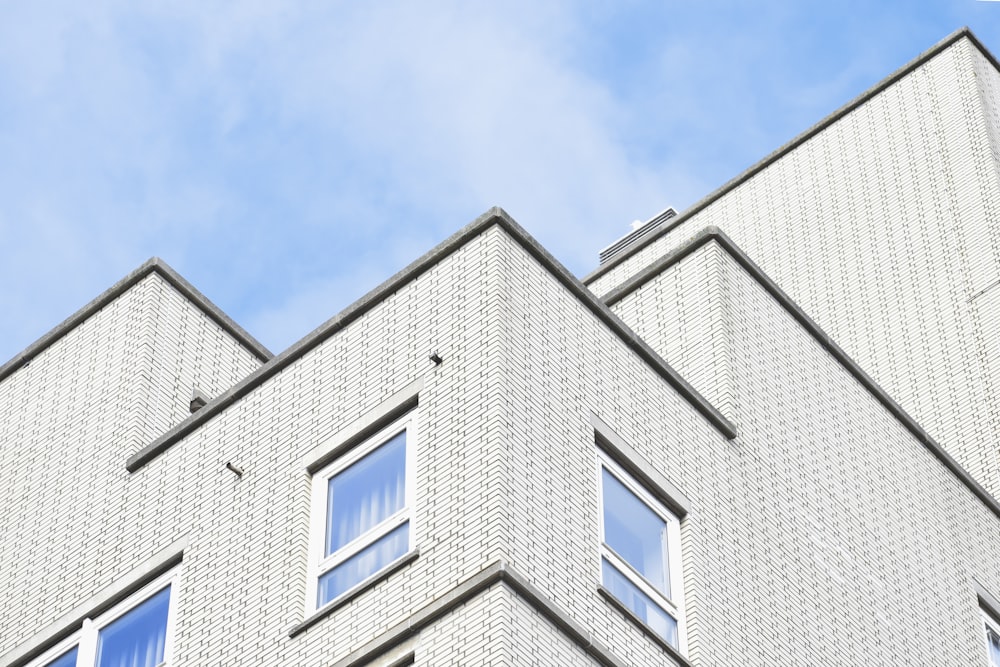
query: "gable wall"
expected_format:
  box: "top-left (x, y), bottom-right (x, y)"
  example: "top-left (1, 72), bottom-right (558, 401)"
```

top-left (588, 36), bottom-right (1000, 497)
top-left (0, 270), bottom-right (264, 654)
top-left (7, 221), bottom-right (1000, 665)
top-left (608, 239), bottom-right (1000, 665)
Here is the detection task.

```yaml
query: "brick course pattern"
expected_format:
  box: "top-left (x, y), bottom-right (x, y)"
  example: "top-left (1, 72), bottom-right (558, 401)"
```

top-left (588, 31), bottom-right (1000, 500)
top-left (0, 271), bottom-right (263, 652)
top-left (4, 29), bottom-right (1000, 667)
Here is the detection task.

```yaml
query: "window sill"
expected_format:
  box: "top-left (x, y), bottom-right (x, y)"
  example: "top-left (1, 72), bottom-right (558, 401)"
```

top-left (289, 549), bottom-right (419, 638)
top-left (597, 586), bottom-right (693, 667)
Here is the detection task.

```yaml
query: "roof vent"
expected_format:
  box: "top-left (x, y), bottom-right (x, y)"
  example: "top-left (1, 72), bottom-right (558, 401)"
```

top-left (598, 207), bottom-right (678, 265)
top-left (190, 388), bottom-right (210, 413)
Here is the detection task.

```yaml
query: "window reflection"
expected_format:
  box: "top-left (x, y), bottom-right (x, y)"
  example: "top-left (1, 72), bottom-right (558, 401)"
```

top-left (95, 585), bottom-right (170, 667)
top-left (44, 648), bottom-right (78, 667)
top-left (602, 468), bottom-right (670, 597)
top-left (326, 431), bottom-right (406, 555)
top-left (318, 523), bottom-right (409, 605)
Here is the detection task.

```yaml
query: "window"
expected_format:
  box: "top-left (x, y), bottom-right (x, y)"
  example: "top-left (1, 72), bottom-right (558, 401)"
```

top-left (29, 570), bottom-right (177, 667)
top-left (309, 413), bottom-right (415, 610)
top-left (985, 609), bottom-right (1000, 667)
top-left (598, 453), bottom-right (685, 651)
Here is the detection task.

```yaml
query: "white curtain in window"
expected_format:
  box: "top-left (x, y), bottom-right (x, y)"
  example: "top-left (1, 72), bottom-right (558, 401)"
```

top-left (602, 559), bottom-right (678, 648)
top-left (327, 431), bottom-right (406, 554)
top-left (318, 522), bottom-right (409, 605)
top-left (95, 586), bottom-right (170, 667)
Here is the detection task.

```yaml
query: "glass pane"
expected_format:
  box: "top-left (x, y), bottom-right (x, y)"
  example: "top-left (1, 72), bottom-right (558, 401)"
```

top-left (988, 625), bottom-right (1000, 667)
top-left (603, 559), bottom-right (678, 648)
top-left (44, 647), bottom-right (78, 667)
top-left (327, 431), bottom-right (406, 555)
top-left (96, 585), bottom-right (170, 667)
top-left (602, 468), bottom-right (670, 597)
top-left (318, 522), bottom-right (408, 606)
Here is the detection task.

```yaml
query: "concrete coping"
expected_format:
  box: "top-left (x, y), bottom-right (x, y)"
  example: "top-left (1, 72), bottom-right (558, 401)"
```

top-left (601, 225), bottom-right (1000, 522)
top-left (323, 560), bottom-right (690, 667)
top-left (581, 26), bottom-right (999, 286)
top-left (0, 257), bottom-right (273, 385)
top-left (125, 208), bottom-right (736, 474)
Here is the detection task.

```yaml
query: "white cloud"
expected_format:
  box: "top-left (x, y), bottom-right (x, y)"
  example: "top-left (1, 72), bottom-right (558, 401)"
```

top-left (0, 1), bottom-right (998, 362)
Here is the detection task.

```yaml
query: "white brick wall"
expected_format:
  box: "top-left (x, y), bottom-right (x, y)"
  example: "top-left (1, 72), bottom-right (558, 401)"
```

top-left (610, 241), bottom-right (735, 421)
top-left (606, 238), bottom-right (1000, 664)
top-left (588, 34), bottom-right (1000, 499)
top-left (7, 45), bottom-right (1000, 662)
top-left (5, 220), bottom-right (1000, 665)
top-left (36, 230), bottom-right (516, 665)
top-left (0, 271), bottom-right (263, 653)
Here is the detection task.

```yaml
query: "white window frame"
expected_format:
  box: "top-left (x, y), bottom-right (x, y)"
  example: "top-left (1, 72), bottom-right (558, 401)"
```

top-left (307, 411), bottom-right (416, 611)
top-left (597, 451), bottom-right (686, 653)
top-left (984, 608), bottom-right (1000, 667)
top-left (26, 568), bottom-right (179, 667)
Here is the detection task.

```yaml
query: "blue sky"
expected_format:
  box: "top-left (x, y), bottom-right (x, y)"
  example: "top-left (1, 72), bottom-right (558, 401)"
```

top-left (1, 1), bottom-right (998, 362)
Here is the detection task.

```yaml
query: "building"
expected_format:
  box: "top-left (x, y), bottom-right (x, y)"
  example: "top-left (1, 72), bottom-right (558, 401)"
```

top-left (2, 26), bottom-right (1000, 667)
top-left (588, 27), bottom-right (1000, 501)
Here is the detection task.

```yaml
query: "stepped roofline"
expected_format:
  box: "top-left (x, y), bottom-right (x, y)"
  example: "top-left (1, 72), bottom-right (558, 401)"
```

top-left (599, 225), bottom-right (1000, 522)
top-left (118, 206), bottom-right (1000, 528)
top-left (125, 207), bottom-right (737, 473)
top-left (582, 26), bottom-right (1000, 285)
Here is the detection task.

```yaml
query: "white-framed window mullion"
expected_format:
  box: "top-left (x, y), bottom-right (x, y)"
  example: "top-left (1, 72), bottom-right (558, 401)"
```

top-left (25, 567), bottom-right (179, 667)
top-left (602, 548), bottom-right (680, 620)
top-left (74, 622), bottom-right (97, 667)
top-left (984, 608), bottom-right (1000, 667)
top-left (316, 508), bottom-right (410, 573)
top-left (597, 449), bottom-right (686, 653)
top-left (308, 411), bottom-right (417, 611)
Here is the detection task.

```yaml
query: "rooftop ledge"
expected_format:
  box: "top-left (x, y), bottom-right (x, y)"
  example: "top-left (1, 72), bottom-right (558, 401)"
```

top-left (125, 207), bottom-right (736, 473)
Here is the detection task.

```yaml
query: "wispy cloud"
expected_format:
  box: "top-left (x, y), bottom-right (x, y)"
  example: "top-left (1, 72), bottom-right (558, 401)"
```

top-left (0, 1), bottom-right (997, 358)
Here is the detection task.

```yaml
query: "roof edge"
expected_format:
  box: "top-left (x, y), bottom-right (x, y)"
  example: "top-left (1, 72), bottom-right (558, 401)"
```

top-left (323, 559), bottom-right (661, 667)
top-left (582, 26), bottom-right (991, 285)
top-left (601, 225), bottom-right (1000, 522)
top-left (0, 257), bottom-right (273, 384)
top-left (149, 260), bottom-right (273, 362)
top-left (127, 207), bottom-right (736, 473)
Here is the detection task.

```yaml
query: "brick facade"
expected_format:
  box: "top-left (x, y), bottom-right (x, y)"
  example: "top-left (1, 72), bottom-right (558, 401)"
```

top-left (3, 28), bottom-right (1000, 667)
